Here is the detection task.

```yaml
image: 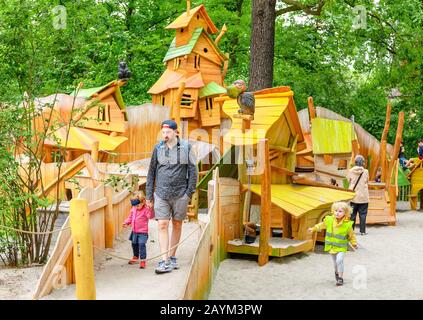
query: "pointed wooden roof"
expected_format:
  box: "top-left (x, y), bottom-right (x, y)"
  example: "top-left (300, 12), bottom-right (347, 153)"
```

top-left (148, 70), bottom-right (205, 94)
top-left (169, 72), bottom-right (205, 89)
top-left (163, 28), bottom-right (227, 63)
top-left (165, 5), bottom-right (218, 34)
top-left (148, 69), bottom-right (185, 95)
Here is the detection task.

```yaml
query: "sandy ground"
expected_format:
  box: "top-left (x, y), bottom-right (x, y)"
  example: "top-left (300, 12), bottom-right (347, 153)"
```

top-left (209, 204), bottom-right (423, 300)
top-left (2, 203), bottom-right (422, 300)
top-left (42, 219), bottom-right (202, 300)
top-left (0, 219), bottom-right (201, 300)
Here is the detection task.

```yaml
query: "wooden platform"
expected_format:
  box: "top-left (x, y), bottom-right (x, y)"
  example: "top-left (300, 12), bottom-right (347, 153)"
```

top-left (366, 188), bottom-right (395, 224)
top-left (227, 237), bottom-right (313, 257)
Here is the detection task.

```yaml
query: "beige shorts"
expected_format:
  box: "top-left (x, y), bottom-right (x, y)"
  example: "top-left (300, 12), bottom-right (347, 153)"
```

top-left (153, 193), bottom-right (190, 221)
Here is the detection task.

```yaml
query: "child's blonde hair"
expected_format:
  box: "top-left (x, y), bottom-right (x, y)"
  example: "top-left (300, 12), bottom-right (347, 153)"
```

top-left (131, 190), bottom-right (146, 202)
top-left (331, 201), bottom-right (351, 218)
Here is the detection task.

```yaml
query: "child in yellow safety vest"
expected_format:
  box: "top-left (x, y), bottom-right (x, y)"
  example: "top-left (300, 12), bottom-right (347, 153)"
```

top-left (308, 202), bottom-right (358, 286)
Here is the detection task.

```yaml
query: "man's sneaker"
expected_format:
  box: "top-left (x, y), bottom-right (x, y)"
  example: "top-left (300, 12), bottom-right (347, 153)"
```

top-left (335, 272), bottom-right (339, 281)
top-left (155, 260), bottom-right (172, 274)
top-left (169, 256), bottom-right (179, 270)
top-left (139, 261), bottom-right (146, 269)
top-left (336, 277), bottom-right (344, 286)
top-left (128, 256), bottom-right (139, 265)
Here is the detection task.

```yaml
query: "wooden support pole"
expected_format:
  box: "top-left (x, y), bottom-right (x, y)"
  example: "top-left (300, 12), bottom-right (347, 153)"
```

top-left (380, 103), bottom-right (392, 182)
top-left (386, 112), bottom-right (404, 189)
top-left (308, 96), bottom-right (316, 120)
top-left (215, 24), bottom-right (227, 46)
top-left (104, 186), bottom-right (115, 248)
top-left (389, 185), bottom-right (397, 226)
top-left (69, 199), bottom-right (96, 300)
top-left (258, 139), bottom-right (271, 266)
top-left (91, 141), bottom-right (99, 162)
top-left (380, 140), bottom-right (387, 183)
top-left (173, 82), bottom-right (186, 131)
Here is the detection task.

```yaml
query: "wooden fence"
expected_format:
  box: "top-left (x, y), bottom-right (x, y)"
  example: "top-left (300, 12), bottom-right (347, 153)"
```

top-left (32, 174), bottom-right (136, 299)
top-left (182, 168), bottom-right (240, 299)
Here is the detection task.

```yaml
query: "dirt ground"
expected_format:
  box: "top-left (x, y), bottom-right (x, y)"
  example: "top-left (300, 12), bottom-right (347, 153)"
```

top-left (1, 203), bottom-right (422, 300)
top-left (209, 204), bottom-right (423, 300)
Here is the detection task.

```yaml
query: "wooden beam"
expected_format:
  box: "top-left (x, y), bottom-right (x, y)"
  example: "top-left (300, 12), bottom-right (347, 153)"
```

top-left (104, 186), bottom-right (115, 248)
top-left (269, 145), bottom-right (291, 153)
top-left (271, 165), bottom-right (298, 176)
top-left (215, 24), bottom-right (227, 45)
top-left (173, 82), bottom-right (186, 130)
top-left (91, 141), bottom-right (99, 162)
top-left (258, 139), bottom-right (271, 266)
top-left (380, 103), bottom-right (391, 182)
top-left (386, 112), bottom-right (404, 189)
top-left (315, 168), bottom-right (346, 179)
top-left (308, 96), bottom-right (316, 120)
top-left (293, 176), bottom-right (353, 192)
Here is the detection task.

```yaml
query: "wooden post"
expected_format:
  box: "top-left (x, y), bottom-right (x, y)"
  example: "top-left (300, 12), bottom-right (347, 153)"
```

top-left (386, 112), bottom-right (404, 189)
top-left (215, 24), bottom-right (227, 46)
top-left (380, 140), bottom-right (387, 182)
top-left (91, 141), bottom-right (99, 162)
top-left (380, 103), bottom-right (391, 182)
top-left (173, 82), bottom-right (186, 131)
top-left (389, 185), bottom-right (397, 226)
top-left (104, 186), bottom-right (115, 248)
top-left (69, 199), bottom-right (96, 300)
top-left (410, 196), bottom-right (417, 210)
top-left (258, 139), bottom-right (271, 266)
top-left (242, 119), bottom-right (251, 132)
top-left (308, 96), bottom-right (316, 120)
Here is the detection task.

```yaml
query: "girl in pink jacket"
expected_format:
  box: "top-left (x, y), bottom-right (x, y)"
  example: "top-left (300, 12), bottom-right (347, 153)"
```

top-left (123, 191), bottom-right (155, 268)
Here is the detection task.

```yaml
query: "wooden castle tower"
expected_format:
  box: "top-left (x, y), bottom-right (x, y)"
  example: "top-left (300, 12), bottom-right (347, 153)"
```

top-left (148, 1), bottom-right (229, 136)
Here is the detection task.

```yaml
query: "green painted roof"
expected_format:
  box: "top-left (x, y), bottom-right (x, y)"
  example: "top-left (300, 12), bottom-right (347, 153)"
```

top-left (70, 82), bottom-right (111, 99)
top-left (70, 80), bottom-right (125, 110)
top-left (199, 82), bottom-right (226, 98)
top-left (163, 28), bottom-right (203, 62)
top-left (311, 118), bottom-right (356, 154)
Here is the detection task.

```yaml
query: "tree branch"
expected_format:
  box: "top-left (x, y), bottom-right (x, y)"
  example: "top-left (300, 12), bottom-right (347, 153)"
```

top-left (276, 0), bottom-right (326, 16)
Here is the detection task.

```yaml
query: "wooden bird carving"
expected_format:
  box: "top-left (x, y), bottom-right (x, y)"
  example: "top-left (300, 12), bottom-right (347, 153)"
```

top-left (226, 79), bottom-right (255, 117)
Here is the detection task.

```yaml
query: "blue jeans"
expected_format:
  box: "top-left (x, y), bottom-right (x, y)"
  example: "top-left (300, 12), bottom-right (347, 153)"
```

top-left (129, 232), bottom-right (148, 259)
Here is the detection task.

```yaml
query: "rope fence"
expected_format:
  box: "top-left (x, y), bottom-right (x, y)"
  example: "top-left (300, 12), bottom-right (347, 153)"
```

top-left (93, 224), bottom-right (203, 262)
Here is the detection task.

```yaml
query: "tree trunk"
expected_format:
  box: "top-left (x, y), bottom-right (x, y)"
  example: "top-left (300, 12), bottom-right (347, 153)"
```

top-left (249, 0), bottom-right (276, 91)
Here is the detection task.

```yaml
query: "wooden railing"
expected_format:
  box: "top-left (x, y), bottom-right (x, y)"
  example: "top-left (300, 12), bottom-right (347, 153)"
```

top-left (32, 174), bottom-right (136, 300)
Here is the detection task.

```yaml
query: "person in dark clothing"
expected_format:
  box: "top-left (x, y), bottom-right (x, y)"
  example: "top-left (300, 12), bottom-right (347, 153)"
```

top-left (146, 120), bottom-right (197, 274)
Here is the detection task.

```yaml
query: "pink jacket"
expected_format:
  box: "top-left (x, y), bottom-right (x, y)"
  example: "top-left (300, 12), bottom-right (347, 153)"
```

top-left (124, 206), bottom-right (155, 233)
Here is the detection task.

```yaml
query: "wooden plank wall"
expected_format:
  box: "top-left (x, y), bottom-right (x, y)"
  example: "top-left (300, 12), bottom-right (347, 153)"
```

top-left (182, 169), bottom-right (240, 299)
top-left (113, 103), bottom-right (170, 163)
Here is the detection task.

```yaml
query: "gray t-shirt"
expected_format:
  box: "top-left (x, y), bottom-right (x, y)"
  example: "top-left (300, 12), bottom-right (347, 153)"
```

top-left (146, 138), bottom-right (197, 201)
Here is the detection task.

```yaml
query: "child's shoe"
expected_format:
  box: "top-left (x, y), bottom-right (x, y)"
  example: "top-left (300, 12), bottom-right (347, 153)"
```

top-left (128, 256), bottom-right (139, 264)
top-left (140, 261), bottom-right (146, 269)
top-left (336, 277), bottom-right (344, 286)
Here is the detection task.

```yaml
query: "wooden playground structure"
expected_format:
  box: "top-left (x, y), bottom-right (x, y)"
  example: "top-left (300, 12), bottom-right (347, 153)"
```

top-left (23, 1), bottom-right (418, 301)
top-left (298, 99), bottom-right (404, 226)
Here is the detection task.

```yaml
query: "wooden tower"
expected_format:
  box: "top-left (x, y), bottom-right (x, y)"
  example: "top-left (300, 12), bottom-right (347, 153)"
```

top-left (148, 1), bottom-right (229, 137)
